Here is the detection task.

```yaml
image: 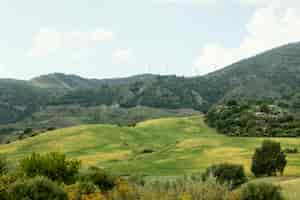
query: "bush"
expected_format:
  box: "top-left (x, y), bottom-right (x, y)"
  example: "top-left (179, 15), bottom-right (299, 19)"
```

top-left (8, 176), bottom-right (68, 200)
top-left (23, 128), bottom-right (33, 134)
top-left (0, 156), bottom-right (8, 175)
top-left (241, 182), bottom-right (284, 200)
top-left (79, 167), bottom-right (116, 192)
top-left (19, 152), bottom-right (81, 184)
top-left (65, 182), bottom-right (99, 200)
top-left (203, 163), bottom-right (247, 189)
top-left (283, 147), bottom-right (298, 154)
top-left (251, 140), bottom-right (287, 177)
top-left (107, 176), bottom-right (229, 200)
top-left (0, 172), bottom-right (23, 200)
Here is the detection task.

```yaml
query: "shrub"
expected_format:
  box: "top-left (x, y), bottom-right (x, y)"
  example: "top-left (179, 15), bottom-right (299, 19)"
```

top-left (79, 167), bottom-right (116, 192)
top-left (241, 182), bottom-right (284, 200)
top-left (0, 156), bottom-right (8, 175)
top-left (251, 140), bottom-right (287, 177)
top-left (0, 173), bottom-right (23, 200)
top-left (8, 176), bottom-right (68, 200)
top-left (65, 182), bottom-right (99, 200)
top-left (203, 163), bottom-right (247, 189)
top-left (23, 128), bottom-right (33, 134)
top-left (283, 147), bottom-right (298, 154)
top-left (19, 152), bottom-right (81, 184)
top-left (107, 176), bottom-right (229, 200)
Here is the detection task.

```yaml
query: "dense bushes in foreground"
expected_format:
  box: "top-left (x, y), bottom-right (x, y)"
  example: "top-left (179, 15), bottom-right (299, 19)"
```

top-left (0, 152), bottom-right (232, 200)
top-left (0, 148), bottom-right (289, 200)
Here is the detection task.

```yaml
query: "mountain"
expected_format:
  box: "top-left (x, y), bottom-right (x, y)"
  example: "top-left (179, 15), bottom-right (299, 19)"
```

top-left (0, 73), bottom-right (159, 125)
top-left (0, 79), bottom-right (47, 124)
top-left (2, 42), bottom-right (300, 126)
top-left (30, 73), bottom-right (158, 92)
top-left (206, 42), bottom-right (300, 108)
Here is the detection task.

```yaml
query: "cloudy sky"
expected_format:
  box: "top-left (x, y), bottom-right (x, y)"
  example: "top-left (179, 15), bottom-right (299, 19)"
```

top-left (0, 0), bottom-right (300, 79)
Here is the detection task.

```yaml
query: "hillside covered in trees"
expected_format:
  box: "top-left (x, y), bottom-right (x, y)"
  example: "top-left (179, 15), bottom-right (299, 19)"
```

top-left (2, 42), bottom-right (300, 137)
top-left (206, 100), bottom-right (300, 137)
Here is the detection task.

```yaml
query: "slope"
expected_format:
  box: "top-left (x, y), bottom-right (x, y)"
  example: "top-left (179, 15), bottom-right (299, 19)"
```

top-left (1, 116), bottom-right (300, 176)
top-left (206, 42), bottom-right (300, 107)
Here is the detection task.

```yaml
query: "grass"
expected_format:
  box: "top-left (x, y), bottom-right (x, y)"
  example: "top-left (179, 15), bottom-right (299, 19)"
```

top-left (1, 115), bottom-right (300, 178)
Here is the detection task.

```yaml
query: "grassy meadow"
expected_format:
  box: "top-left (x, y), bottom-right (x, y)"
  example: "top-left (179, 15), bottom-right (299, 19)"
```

top-left (1, 115), bottom-right (300, 178)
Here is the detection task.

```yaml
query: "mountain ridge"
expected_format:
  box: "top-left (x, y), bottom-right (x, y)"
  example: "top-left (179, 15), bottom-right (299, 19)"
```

top-left (2, 42), bottom-right (300, 125)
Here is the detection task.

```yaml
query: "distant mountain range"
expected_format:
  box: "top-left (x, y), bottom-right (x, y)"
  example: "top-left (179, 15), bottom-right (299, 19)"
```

top-left (2, 42), bottom-right (300, 125)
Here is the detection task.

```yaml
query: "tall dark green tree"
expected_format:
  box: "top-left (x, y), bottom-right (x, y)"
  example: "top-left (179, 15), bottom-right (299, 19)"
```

top-left (251, 140), bottom-right (287, 177)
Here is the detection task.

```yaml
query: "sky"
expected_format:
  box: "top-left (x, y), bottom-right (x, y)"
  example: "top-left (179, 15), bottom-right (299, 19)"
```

top-left (0, 0), bottom-right (300, 80)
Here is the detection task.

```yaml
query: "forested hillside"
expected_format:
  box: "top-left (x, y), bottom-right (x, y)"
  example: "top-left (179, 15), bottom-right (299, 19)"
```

top-left (2, 42), bottom-right (300, 128)
top-left (206, 100), bottom-right (300, 137)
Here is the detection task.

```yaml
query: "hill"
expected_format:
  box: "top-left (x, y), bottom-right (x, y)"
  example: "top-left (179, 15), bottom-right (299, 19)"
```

top-left (0, 73), bottom-right (159, 124)
top-left (30, 73), bottom-right (158, 91)
top-left (0, 79), bottom-right (47, 124)
top-left (2, 42), bottom-right (300, 127)
top-left (1, 116), bottom-right (300, 176)
top-left (207, 42), bottom-right (300, 108)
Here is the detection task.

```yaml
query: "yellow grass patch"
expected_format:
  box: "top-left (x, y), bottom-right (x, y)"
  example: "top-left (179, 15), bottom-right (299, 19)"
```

top-left (155, 158), bottom-right (174, 164)
top-left (0, 145), bottom-right (17, 154)
top-left (176, 138), bottom-right (221, 150)
top-left (271, 138), bottom-right (300, 145)
top-left (197, 147), bottom-right (252, 174)
top-left (283, 166), bottom-right (300, 176)
top-left (46, 131), bottom-right (97, 150)
top-left (79, 150), bottom-right (131, 166)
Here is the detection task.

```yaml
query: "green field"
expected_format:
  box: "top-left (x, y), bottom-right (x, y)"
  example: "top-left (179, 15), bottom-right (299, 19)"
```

top-left (1, 115), bottom-right (300, 178)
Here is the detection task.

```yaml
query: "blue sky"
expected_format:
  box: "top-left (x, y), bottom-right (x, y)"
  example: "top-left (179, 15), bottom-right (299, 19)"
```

top-left (0, 0), bottom-right (299, 79)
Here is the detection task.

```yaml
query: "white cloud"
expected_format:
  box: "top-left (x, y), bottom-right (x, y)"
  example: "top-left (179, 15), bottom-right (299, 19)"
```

top-left (112, 48), bottom-right (133, 63)
top-left (28, 28), bottom-right (114, 57)
top-left (194, 5), bottom-right (300, 75)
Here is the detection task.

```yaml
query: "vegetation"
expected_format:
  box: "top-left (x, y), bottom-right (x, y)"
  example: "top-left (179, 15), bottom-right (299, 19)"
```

top-left (251, 140), bottom-right (287, 177)
top-left (0, 116), bottom-right (299, 199)
top-left (202, 163), bottom-right (247, 189)
top-left (206, 101), bottom-right (300, 137)
top-left (240, 182), bottom-right (284, 200)
top-left (3, 42), bottom-right (300, 132)
top-left (79, 167), bottom-right (116, 192)
top-left (20, 152), bottom-right (81, 184)
top-left (0, 151), bottom-right (231, 200)
top-left (8, 176), bottom-right (68, 200)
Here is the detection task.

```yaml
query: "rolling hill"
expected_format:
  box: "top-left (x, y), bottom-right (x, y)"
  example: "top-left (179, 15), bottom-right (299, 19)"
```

top-left (2, 116), bottom-right (300, 177)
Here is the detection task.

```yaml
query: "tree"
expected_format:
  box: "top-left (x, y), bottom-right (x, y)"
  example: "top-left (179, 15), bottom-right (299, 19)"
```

top-left (251, 140), bottom-right (287, 177)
